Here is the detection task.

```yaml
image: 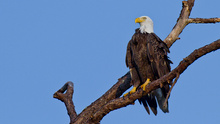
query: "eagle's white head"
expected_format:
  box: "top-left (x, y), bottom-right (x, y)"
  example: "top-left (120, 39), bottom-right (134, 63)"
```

top-left (135, 16), bottom-right (154, 33)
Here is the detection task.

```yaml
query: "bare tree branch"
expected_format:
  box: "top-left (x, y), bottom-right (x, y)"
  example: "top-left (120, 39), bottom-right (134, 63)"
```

top-left (53, 81), bottom-right (77, 123)
top-left (164, 1), bottom-right (220, 48)
top-left (72, 73), bottom-right (131, 124)
top-left (54, 74), bottom-right (131, 124)
top-left (164, 0), bottom-right (195, 48)
top-left (90, 39), bottom-right (220, 123)
top-left (164, 73), bottom-right (180, 107)
top-left (188, 18), bottom-right (220, 24)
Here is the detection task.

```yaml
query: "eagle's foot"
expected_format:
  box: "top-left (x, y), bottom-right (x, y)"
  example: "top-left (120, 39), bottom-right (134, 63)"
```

top-left (123, 87), bottom-right (137, 97)
top-left (140, 78), bottom-right (151, 91)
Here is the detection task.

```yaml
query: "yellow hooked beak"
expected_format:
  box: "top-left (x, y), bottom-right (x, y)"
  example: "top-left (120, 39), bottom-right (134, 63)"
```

top-left (135, 17), bottom-right (145, 23)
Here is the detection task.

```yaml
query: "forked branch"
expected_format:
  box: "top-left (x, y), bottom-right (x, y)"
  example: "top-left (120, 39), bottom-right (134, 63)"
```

top-left (53, 81), bottom-right (77, 123)
top-left (164, 0), bottom-right (195, 47)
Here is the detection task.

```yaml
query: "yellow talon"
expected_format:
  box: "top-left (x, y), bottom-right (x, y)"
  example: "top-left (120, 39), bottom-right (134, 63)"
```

top-left (124, 87), bottom-right (137, 97)
top-left (140, 78), bottom-right (151, 91)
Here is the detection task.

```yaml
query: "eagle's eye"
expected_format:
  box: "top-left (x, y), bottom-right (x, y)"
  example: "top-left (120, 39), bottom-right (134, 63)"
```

top-left (142, 17), bottom-right (147, 20)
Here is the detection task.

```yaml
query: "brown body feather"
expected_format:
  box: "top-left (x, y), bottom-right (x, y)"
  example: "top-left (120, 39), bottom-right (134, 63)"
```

top-left (126, 28), bottom-right (172, 115)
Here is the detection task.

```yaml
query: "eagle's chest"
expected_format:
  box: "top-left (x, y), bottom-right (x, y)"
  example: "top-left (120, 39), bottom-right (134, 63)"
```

top-left (131, 38), bottom-right (149, 61)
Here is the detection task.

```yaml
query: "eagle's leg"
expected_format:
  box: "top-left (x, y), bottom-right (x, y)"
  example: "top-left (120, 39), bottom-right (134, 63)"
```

top-left (123, 68), bottom-right (140, 97)
top-left (140, 78), bottom-right (151, 91)
top-left (123, 86), bottom-right (137, 97)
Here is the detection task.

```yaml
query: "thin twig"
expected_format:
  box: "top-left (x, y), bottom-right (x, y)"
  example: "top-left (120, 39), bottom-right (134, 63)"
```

top-left (164, 73), bottom-right (180, 108)
top-left (188, 18), bottom-right (220, 24)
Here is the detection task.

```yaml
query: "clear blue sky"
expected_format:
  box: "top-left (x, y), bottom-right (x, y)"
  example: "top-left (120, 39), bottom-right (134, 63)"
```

top-left (1, 0), bottom-right (220, 124)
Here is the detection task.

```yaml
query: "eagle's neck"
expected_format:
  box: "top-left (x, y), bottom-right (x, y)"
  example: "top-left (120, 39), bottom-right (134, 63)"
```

top-left (139, 22), bottom-right (154, 33)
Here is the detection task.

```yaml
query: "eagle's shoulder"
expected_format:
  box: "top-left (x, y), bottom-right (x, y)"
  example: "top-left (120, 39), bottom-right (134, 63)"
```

top-left (150, 33), bottom-right (170, 53)
top-left (135, 28), bottom-right (140, 33)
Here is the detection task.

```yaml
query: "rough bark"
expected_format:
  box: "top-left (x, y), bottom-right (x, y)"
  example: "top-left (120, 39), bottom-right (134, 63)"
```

top-left (164, 0), bottom-right (195, 47)
top-left (53, 81), bottom-right (77, 123)
top-left (188, 18), bottom-right (220, 24)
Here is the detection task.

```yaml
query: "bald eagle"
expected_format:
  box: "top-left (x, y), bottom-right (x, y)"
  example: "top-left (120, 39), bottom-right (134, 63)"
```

top-left (124, 16), bottom-right (172, 115)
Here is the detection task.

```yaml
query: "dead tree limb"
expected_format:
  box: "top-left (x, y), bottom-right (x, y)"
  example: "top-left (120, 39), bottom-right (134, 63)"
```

top-left (90, 39), bottom-right (220, 123)
top-left (188, 18), bottom-right (220, 24)
top-left (164, 0), bottom-right (195, 47)
top-left (73, 73), bottom-right (131, 124)
top-left (164, 73), bottom-right (180, 107)
top-left (164, 0), bottom-right (220, 47)
top-left (53, 81), bottom-right (77, 123)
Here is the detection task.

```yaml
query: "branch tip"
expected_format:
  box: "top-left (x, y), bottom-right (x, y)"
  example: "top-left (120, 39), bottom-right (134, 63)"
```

top-left (53, 81), bottom-right (77, 123)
